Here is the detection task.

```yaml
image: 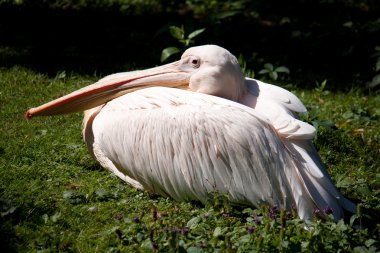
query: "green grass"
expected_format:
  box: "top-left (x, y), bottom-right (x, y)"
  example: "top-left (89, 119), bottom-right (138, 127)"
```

top-left (0, 66), bottom-right (379, 252)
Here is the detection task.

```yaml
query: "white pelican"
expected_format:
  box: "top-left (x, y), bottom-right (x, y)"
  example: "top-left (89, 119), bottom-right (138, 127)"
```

top-left (27, 45), bottom-right (355, 220)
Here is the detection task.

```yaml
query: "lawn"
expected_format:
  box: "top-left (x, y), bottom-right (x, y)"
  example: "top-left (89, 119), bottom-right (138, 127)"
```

top-left (1, 0), bottom-right (380, 251)
top-left (0, 66), bottom-right (379, 252)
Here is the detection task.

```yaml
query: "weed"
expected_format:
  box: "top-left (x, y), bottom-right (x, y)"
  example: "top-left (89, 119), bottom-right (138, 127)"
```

top-left (160, 25), bottom-right (205, 62)
top-left (368, 46), bottom-right (380, 88)
top-left (258, 63), bottom-right (290, 81)
top-left (238, 54), bottom-right (255, 78)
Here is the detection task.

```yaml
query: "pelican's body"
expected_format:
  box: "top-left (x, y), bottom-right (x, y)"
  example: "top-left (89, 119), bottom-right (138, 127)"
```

top-left (27, 45), bottom-right (355, 220)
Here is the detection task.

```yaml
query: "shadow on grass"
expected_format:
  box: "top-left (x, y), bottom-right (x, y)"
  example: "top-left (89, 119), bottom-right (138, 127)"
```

top-left (0, 196), bottom-right (60, 252)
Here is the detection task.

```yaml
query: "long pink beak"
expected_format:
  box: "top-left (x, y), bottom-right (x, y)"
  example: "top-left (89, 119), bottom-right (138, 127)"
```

top-left (26, 61), bottom-right (190, 119)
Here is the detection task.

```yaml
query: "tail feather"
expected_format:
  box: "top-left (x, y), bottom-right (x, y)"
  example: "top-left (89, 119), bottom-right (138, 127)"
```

top-left (284, 139), bottom-right (356, 220)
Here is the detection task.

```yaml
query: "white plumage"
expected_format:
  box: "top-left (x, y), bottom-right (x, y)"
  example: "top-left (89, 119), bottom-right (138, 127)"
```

top-left (27, 45), bottom-right (356, 220)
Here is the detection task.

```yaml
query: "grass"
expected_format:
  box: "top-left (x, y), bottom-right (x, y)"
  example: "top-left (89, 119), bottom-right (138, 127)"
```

top-left (0, 66), bottom-right (379, 252)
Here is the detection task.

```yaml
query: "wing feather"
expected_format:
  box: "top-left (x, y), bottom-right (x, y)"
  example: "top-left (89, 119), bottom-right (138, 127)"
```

top-left (86, 86), bottom-right (355, 220)
top-left (245, 79), bottom-right (356, 219)
top-left (89, 88), bottom-right (296, 207)
top-left (245, 78), bottom-right (315, 140)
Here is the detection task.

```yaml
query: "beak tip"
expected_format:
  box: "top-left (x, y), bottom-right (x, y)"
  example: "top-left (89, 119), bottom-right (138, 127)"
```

top-left (25, 109), bottom-right (33, 121)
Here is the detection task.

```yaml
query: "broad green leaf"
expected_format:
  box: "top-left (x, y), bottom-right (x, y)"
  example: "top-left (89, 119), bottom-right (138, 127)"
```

top-left (51, 212), bottom-right (61, 223)
top-left (215, 11), bottom-right (239, 20)
top-left (376, 58), bottom-right (380, 72)
top-left (63, 190), bottom-right (73, 199)
top-left (242, 208), bottom-right (254, 215)
top-left (161, 47), bottom-right (180, 62)
top-left (369, 73), bottom-right (380, 88)
top-left (169, 26), bottom-right (184, 40)
top-left (342, 21), bottom-right (353, 28)
top-left (95, 188), bottom-right (112, 201)
top-left (136, 232), bottom-right (144, 242)
top-left (183, 38), bottom-right (191, 47)
top-left (269, 71), bottom-right (278, 80)
top-left (353, 246), bottom-right (366, 253)
top-left (187, 246), bottom-right (203, 253)
top-left (258, 69), bottom-right (269, 74)
top-left (275, 66), bottom-right (290, 73)
top-left (317, 120), bottom-right (335, 129)
top-left (55, 70), bottom-right (66, 80)
top-left (301, 241), bottom-right (309, 248)
top-left (365, 239), bottom-right (376, 248)
top-left (264, 63), bottom-right (274, 71)
top-left (140, 239), bottom-right (153, 251)
top-left (0, 206), bottom-right (16, 217)
top-left (188, 28), bottom-right (206, 40)
top-left (213, 227), bottom-right (222, 237)
top-left (42, 214), bottom-right (48, 223)
top-left (187, 216), bottom-right (201, 229)
top-left (237, 54), bottom-right (246, 69)
top-left (320, 79), bottom-right (327, 89)
top-left (335, 174), bottom-right (353, 188)
top-left (238, 234), bottom-right (251, 243)
top-left (349, 214), bottom-right (357, 226)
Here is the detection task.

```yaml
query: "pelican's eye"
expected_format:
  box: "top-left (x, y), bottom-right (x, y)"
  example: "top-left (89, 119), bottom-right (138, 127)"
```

top-left (190, 57), bottom-right (201, 68)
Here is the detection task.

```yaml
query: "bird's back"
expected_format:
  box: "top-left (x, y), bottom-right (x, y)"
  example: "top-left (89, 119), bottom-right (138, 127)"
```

top-left (85, 87), bottom-right (355, 220)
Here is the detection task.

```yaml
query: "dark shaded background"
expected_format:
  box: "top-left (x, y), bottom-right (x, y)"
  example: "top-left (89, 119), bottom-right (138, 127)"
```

top-left (1, 0), bottom-right (379, 89)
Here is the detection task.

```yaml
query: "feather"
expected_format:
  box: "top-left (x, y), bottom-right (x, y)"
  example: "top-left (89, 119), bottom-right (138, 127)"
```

top-left (84, 87), bottom-right (355, 220)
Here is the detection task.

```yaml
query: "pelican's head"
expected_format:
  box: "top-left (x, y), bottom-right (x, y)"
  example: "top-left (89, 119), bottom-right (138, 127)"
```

top-left (26, 45), bottom-right (246, 118)
top-left (180, 45), bottom-right (246, 101)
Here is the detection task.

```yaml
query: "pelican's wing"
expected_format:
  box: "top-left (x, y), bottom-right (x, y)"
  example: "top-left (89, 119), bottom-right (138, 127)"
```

top-left (85, 87), bottom-right (339, 220)
top-left (246, 78), bottom-right (315, 140)
top-left (246, 78), bottom-right (356, 219)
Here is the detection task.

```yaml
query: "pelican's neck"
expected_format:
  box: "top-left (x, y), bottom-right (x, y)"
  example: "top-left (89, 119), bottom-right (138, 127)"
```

top-left (239, 91), bottom-right (258, 109)
top-left (82, 105), bottom-right (104, 157)
top-left (238, 79), bottom-right (258, 108)
top-left (83, 106), bottom-right (103, 131)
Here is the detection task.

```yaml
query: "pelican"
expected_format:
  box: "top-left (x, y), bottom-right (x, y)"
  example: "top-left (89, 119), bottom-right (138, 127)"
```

top-left (26, 45), bottom-right (355, 220)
